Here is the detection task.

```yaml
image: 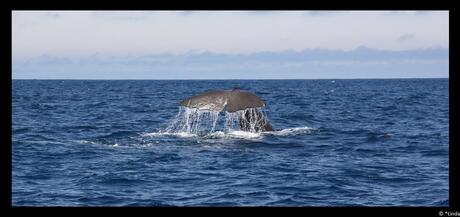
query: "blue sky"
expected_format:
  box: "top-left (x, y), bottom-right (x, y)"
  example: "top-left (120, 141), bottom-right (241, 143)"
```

top-left (12, 11), bottom-right (449, 79)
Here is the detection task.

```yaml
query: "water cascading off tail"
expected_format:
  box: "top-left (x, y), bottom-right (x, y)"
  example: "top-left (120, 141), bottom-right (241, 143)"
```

top-left (163, 106), bottom-right (271, 135)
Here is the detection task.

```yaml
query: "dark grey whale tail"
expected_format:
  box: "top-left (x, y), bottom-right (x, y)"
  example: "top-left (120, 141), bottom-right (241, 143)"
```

top-left (179, 89), bottom-right (274, 132)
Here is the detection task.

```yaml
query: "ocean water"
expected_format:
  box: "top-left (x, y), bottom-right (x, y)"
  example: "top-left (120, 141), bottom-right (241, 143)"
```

top-left (12, 79), bottom-right (449, 206)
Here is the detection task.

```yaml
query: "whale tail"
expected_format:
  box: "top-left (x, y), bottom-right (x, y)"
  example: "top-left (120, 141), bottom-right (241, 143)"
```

top-left (179, 89), bottom-right (274, 132)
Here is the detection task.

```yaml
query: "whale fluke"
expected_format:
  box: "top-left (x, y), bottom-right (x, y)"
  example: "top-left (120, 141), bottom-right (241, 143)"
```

top-left (179, 89), bottom-right (265, 113)
top-left (226, 89), bottom-right (266, 112)
top-left (179, 89), bottom-right (274, 132)
top-left (180, 90), bottom-right (229, 112)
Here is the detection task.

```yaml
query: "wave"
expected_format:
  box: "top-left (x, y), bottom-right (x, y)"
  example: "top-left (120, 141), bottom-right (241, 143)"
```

top-left (265, 126), bottom-right (315, 136)
top-left (141, 131), bottom-right (198, 138)
top-left (76, 126), bottom-right (316, 148)
top-left (141, 130), bottom-right (260, 139)
top-left (141, 126), bottom-right (315, 140)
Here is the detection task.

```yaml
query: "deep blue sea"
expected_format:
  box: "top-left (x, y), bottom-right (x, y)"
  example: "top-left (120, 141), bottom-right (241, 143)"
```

top-left (12, 79), bottom-right (449, 206)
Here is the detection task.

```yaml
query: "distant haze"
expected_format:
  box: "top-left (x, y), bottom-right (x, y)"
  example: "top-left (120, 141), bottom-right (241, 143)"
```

top-left (12, 11), bottom-right (449, 79)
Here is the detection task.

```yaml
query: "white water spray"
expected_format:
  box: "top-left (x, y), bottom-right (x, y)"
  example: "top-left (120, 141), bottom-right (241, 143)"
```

top-left (162, 106), bottom-right (272, 135)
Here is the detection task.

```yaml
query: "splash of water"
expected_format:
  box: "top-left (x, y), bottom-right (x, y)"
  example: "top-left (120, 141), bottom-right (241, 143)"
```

top-left (161, 106), bottom-right (271, 135)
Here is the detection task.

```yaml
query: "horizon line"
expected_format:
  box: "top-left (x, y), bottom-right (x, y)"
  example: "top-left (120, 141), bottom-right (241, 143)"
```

top-left (11, 77), bottom-right (449, 81)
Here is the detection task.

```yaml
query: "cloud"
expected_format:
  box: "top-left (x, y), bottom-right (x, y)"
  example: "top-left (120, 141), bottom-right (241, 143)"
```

top-left (383, 11), bottom-right (435, 16)
top-left (44, 12), bottom-right (61, 19)
top-left (303, 11), bottom-right (348, 16)
top-left (396, 34), bottom-right (415, 42)
top-left (12, 47), bottom-right (449, 79)
top-left (12, 11), bottom-right (449, 57)
top-left (178, 11), bottom-right (197, 16)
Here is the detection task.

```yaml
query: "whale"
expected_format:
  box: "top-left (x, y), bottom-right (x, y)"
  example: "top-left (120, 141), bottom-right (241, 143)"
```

top-left (179, 89), bottom-right (274, 132)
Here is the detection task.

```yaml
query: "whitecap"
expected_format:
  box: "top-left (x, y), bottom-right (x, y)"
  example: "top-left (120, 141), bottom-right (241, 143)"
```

top-left (141, 126), bottom-right (314, 140)
top-left (265, 126), bottom-right (315, 136)
top-left (141, 131), bottom-right (197, 138)
top-left (227, 130), bottom-right (262, 139)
